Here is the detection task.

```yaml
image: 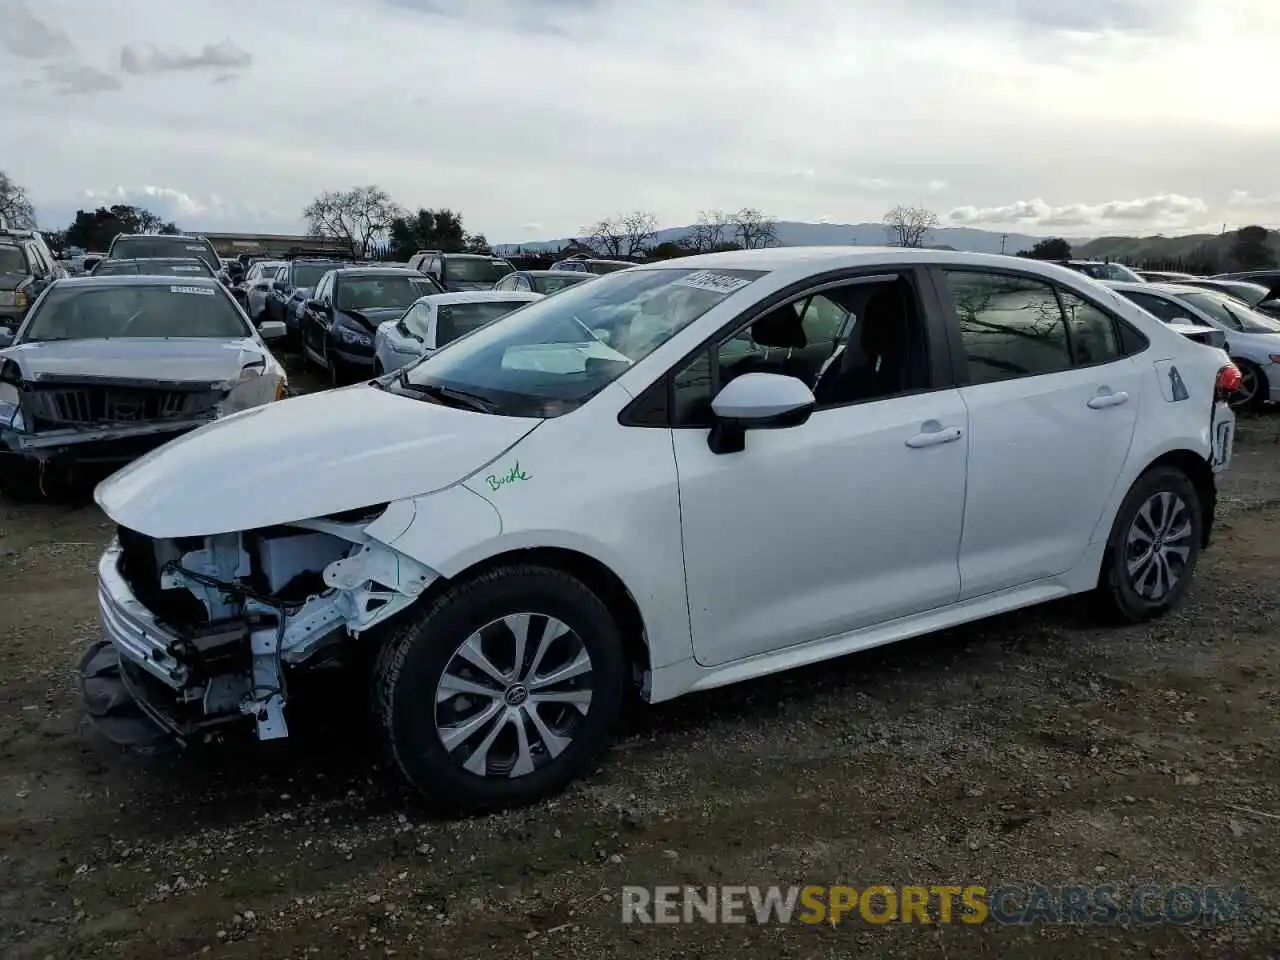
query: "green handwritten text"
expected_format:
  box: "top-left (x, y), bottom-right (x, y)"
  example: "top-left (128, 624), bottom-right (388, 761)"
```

top-left (484, 461), bottom-right (531, 492)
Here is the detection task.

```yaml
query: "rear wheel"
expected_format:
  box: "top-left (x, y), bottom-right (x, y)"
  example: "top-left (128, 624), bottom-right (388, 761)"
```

top-left (373, 564), bottom-right (627, 812)
top-left (1095, 466), bottom-right (1202, 623)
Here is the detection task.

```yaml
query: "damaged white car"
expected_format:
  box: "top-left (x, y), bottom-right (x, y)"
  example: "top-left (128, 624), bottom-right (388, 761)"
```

top-left (0, 275), bottom-right (287, 496)
top-left (82, 248), bottom-right (1236, 812)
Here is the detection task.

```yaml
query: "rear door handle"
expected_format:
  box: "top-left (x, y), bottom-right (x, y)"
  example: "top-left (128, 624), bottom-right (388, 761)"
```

top-left (905, 424), bottom-right (964, 449)
top-left (1087, 390), bottom-right (1129, 409)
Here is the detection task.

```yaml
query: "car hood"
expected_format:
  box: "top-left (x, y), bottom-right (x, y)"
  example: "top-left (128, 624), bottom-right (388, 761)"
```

top-left (344, 307), bottom-right (405, 332)
top-left (0, 337), bottom-right (269, 386)
top-left (95, 384), bottom-right (541, 538)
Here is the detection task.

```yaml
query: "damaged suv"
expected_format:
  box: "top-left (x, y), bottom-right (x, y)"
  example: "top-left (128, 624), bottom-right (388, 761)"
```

top-left (0, 275), bottom-right (287, 495)
top-left (83, 248), bottom-right (1236, 813)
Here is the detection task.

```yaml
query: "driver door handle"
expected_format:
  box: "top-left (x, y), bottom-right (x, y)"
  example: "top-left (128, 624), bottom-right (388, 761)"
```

top-left (1087, 390), bottom-right (1129, 409)
top-left (905, 423), bottom-right (964, 449)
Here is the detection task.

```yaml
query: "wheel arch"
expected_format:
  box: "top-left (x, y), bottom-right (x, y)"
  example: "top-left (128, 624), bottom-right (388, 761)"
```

top-left (1124, 448), bottom-right (1216, 549)
top-left (401, 545), bottom-right (653, 696)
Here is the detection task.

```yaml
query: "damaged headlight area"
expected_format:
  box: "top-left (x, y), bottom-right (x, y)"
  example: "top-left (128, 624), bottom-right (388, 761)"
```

top-left (84, 512), bottom-right (438, 745)
top-left (0, 381), bottom-right (26, 432)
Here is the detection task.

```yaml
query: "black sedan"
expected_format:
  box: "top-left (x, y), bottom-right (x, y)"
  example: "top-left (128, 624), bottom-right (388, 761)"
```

top-left (299, 267), bottom-right (442, 384)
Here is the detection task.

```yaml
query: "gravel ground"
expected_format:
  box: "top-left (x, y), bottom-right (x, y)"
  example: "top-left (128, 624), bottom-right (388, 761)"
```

top-left (1, 368), bottom-right (1279, 958)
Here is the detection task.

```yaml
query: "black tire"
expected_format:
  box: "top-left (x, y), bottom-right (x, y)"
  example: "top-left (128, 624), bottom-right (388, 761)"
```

top-left (373, 564), bottom-right (627, 812)
top-left (1095, 466), bottom-right (1203, 623)
top-left (1232, 359), bottom-right (1267, 412)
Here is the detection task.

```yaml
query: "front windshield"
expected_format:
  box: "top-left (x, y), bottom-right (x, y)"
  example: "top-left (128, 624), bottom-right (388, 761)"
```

top-left (94, 259), bottom-right (213, 278)
top-left (0, 245), bottom-right (27, 274)
top-left (445, 257), bottom-right (514, 284)
top-left (1105, 263), bottom-right (1143, 283)
top-left (293, 263), bottom-right (340, 288)
top-left (398, 265), bottom-right (766, 417)
top-left (110, 237), bottom-right (219, 269)
top-left (1180, 291), bottom-right (1280, 333)
top-left (436, 301), bottom-right (531, 346)
top-left (22, 285), bottom-right (249, 342)
top-left (533, 274), bottom-right (589, 295)
top-left (337, 274), bottom-right (439, 310)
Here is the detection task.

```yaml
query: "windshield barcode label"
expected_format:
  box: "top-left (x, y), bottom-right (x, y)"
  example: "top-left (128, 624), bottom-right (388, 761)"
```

top-left (170, 285), bottom-right (215, 296)
top-left (675, 271), bottom-right (753, 295)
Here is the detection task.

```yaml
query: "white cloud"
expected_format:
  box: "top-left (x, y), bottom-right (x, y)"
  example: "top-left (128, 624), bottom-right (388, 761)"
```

top-left (4, 0), bottom-right (1280, 241)
top-left (0, 0), bottom-right (71, 59)
top-left (120, 39), bottom-right (252, 75)
top-left (949, 194), bottom-right (1210, 232)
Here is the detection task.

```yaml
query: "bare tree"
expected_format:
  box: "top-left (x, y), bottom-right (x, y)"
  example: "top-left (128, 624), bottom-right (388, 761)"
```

top-left (882, 205), bottom-right (939, 248)
top-left (303, 186), bottom-right (401, 257)
top-left (619, 210), bottom-right (658, 257)
top-left (684, 209), bottom-right (734, 252)
top-left (0, 171), bottom-right (36, 228)
top-left (729, 207), bottom-right (778, 249)
top-left (583, 217), bottom-right (625, 258)
top-left (584, 211), bottom-right (658, 259)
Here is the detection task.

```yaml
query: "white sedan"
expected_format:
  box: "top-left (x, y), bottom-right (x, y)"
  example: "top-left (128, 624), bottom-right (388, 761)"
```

top-left (372, 290), bottom-right (542, 375)
top-left (1107, 280), bottom-right (1280, 410)
top-left (88, 247), bottom-right (1238, 812)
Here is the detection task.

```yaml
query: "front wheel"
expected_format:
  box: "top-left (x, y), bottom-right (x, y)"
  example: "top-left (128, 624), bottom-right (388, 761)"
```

top-left (373, 565), bottom-right (627, 812)
top-left (1095, 466), bottom-right (1202, 623)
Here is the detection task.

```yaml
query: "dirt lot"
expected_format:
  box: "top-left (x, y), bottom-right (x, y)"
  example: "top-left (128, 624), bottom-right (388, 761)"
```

top-left (1, 371), bottom-right (1279, 958)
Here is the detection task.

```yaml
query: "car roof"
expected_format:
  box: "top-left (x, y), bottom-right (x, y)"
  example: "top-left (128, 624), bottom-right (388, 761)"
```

top-left (55, 274), bottom-right (222, 290)
top-left (441, 253), bottom-right (509, 260)
top-left (635, 245), bottom-right (1116, 285)
top-left (114, 233), bottom-right (208, 242)
top-left (410, 291), bottom-right (543, 307)
top-left (101, 257), bottom-right (207, 265)
top-left (332, 266), bottom-right (424, 276)
top-left (519, 270), bottom-right (591, 278)
top-left (1106, 280), bottom-right (1230, 298)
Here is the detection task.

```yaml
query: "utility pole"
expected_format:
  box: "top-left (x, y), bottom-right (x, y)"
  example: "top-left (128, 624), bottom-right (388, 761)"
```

top-left (999, 233), bottom-right (1008, 255)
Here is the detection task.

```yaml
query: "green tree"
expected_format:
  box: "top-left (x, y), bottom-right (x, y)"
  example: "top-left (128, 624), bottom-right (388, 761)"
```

top-left (387, 208), bottom-right (470, 260)
top-left (64, 205), bottom-right (179, 250)
top-left (1018, 237), bottom-right (1072, 260)
top-left (1228, 225), bottom-right (1277, 270)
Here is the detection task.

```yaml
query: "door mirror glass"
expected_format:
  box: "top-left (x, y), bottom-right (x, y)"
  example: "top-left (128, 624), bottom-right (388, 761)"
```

top-left (82, 256), bottom-right (101, 273)
top-left (708, 372), bottom-right (815, 454)
top-left (0, 326), bottom-right (13, 348)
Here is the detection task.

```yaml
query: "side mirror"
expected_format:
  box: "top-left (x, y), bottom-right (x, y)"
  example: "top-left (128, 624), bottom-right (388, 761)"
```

top-left (0, 327), bottom-right (13, 348)
top-left (272, 280), bottom-right (288, 292)
top-left (707, 372), bottom-right (815, 455)
top-left (306, 299), bottom-right (325, 312)
top-left (82, 257), bottom-right (101, 273)
top-left (258, 320), bottom-right (287, 340)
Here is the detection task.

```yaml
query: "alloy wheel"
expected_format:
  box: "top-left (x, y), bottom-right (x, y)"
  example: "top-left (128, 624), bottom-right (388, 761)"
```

top-left (434, 613), bottom-right (594, 778)
top-left (1125, 490), bottom-right (1193, 601)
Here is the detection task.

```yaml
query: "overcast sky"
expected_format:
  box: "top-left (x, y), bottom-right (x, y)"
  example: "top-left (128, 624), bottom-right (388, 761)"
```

top-left (3, 0), bottom-right (1279, 243)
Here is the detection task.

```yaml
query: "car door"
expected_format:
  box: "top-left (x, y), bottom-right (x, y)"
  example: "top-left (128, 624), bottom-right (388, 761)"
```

top-left (303, 273), bottom-right (333, 356)
top-left (664, 269), bottom-right (969, 667)
top-left (931, 268), bottom-right (1142, 600)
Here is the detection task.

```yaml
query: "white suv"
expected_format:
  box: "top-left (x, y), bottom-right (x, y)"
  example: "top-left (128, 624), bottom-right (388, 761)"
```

top-left (83, 247), bottom-right (1238, 812)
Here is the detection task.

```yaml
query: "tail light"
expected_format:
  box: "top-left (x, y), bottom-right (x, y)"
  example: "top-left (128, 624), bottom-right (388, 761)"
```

top-left (1215, 362), bottom-right (1243, 401)
top-left (275, 379), bottom-right (288, 401)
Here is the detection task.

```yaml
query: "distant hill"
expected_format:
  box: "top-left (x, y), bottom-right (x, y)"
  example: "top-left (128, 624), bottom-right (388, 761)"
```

top-left (495, 221), bottom-right (1048, 256)
top-left (1078, 229), bottom-right (1280, 273)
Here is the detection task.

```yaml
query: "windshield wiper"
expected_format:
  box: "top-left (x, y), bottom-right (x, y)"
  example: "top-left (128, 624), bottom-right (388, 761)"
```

top-left (396, 373), bottom-right (498, 413)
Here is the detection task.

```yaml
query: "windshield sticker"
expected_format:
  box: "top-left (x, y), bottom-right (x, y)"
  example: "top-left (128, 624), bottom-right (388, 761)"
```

top-left (185, 244), bottom-right (206, 252)
top-left (170, 285), bottom-right (215, 296)
top-left (674, 270), bottom-right (753, 295)
top-left (174, 265), bottom-right (201, 272)
top-left (484, 461), bottom-right (531, 492)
